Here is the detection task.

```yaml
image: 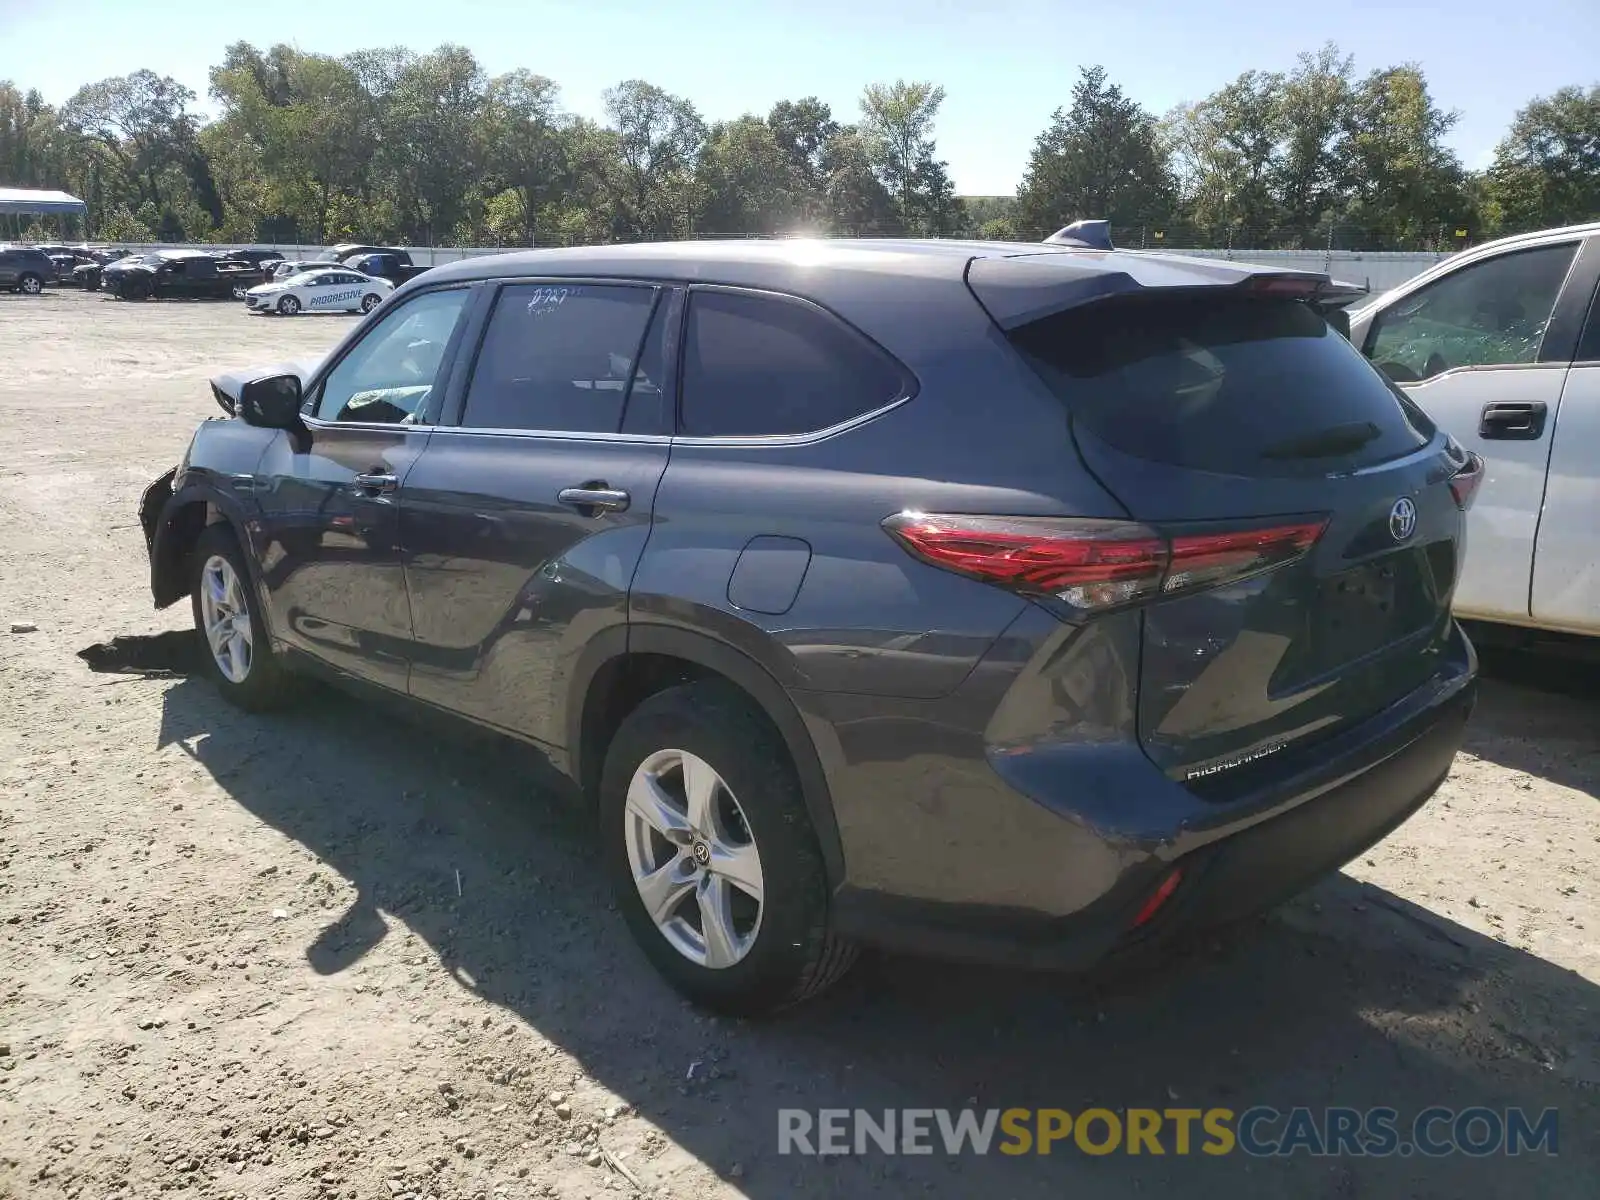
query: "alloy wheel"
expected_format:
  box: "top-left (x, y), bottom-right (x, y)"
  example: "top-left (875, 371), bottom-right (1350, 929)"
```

top-left (199, 554), bottom-right (253, 684)
top-left (624, 748), bottom-right (765, 969)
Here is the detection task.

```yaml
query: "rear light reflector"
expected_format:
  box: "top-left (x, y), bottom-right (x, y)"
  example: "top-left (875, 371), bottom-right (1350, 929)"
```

top-left (1164, 521), bottom-right (1327, 595)
top-left (883, 512), bottom-right (1327, 614)
top-left (1131, 867), bottom-right (1183, 929)
top-left (1449, 452), bottom-right (1485, 510)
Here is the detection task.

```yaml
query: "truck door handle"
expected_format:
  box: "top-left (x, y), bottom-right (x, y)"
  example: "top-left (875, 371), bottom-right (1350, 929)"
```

top-left (557, 485), bottom-right (630, 514)
top-left (352, 471), bottom-right (398, 495)
top-left (1479, 401), bottom-right (1547, 440)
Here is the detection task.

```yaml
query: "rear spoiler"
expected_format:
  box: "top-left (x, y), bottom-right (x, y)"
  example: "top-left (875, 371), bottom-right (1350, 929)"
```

top-left (969, 251), bottom-right (1371, 333)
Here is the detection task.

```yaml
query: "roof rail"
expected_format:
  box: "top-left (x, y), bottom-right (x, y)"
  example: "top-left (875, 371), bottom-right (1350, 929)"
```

top-left (1043, 220), bottom-right (1113, 251)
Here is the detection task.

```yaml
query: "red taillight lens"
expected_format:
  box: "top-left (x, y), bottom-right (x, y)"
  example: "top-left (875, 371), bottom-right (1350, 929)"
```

top-left (882, 514), bottom-right (1168, 611)
top-left (1164, 520), bottom-right (1328, 595)
top-left (883, 513), bottom-right (1327, 614)
top-left (1449, 452), bottom-right (1485, 510)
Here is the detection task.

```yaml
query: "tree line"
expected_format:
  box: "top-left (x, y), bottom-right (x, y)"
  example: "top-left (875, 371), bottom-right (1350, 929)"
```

top-left (1, 40), bottom-right (1595, 250)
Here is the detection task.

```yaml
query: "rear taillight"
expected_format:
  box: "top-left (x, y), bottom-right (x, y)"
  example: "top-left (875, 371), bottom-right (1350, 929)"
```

top-left (1449, 452), bottom-right (1485, 510)
top-left (883, 513), bottom-right (1327, 614)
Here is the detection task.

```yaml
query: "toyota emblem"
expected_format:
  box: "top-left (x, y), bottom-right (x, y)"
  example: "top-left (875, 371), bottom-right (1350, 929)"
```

top-left (1388, 497), bottom-right (1418, 542)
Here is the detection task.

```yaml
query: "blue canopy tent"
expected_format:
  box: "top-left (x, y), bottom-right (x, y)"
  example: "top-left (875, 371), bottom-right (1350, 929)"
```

top-left (0, 187), bottom-right (88, 239)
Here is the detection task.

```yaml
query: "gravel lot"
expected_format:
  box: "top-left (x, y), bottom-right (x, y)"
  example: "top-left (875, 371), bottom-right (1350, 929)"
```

top-left (1, 288), bottom-right (1597, 1199)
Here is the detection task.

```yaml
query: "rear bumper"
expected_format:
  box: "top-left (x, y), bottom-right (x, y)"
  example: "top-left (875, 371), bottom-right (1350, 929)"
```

top-left (828, 619), bottom-right (1476, 969)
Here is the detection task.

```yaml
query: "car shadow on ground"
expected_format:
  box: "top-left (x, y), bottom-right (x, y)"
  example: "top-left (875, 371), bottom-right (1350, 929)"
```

top-left (1463, 649), bottom-right (1600, 800)
top-left (82, 636), bottom-right (1600, 1197)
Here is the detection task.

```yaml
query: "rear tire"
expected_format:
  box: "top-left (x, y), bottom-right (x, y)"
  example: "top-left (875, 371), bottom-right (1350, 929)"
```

top-left (189, 524), bottom-right (296, 712)
top-left (600, 681), bottom-right (856, 1015)
top-left (18, 273), bottom-right (44, 295)
top-left (277, 295), bottom-right (300, 316)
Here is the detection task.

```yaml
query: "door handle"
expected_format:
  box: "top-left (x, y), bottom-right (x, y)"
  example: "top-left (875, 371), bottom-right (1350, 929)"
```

top-left (1478, 401), bottom-right (1547, 441)
top-left (352, 471), bottom-right (398, 495)
top-left (557, 485), bottom-right (630, 514)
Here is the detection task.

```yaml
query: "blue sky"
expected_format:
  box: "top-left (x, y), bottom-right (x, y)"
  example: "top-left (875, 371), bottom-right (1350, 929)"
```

top-left (2, 0), bottom-right (1595, 194)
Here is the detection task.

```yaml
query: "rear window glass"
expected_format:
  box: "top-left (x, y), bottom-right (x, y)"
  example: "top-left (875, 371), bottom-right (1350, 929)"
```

top-left (1011, 295), bottom-right (1435, 476)
top-left (680, 290), bottom-right (907, 437)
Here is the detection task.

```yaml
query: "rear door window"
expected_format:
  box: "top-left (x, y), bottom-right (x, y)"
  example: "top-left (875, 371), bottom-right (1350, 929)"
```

top-left (461, 283), bottom-right (659, 433)
top-left (1011, 294), bottom-right (1435, 476)
top-left (679, 289), bottom-right (908, 437)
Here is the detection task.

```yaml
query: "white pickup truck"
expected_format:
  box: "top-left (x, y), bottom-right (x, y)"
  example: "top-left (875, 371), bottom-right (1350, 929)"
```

top-left (1347, 222), bottom-right (1600, 640)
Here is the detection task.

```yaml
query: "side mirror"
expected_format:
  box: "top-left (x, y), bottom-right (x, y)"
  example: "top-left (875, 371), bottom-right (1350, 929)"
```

top-left (1323, 308), bottom-right (1352, 340)
top-left (238, 374), bottom-right (304, 430)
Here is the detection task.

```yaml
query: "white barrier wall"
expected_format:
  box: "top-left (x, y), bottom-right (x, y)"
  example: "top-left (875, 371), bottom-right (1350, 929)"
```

top-left (105, 243), bottom-right (1452, 295)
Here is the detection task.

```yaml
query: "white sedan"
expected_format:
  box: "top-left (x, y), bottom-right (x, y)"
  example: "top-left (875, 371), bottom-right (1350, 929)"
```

top-left (243, 267), bottom-right (393, 316)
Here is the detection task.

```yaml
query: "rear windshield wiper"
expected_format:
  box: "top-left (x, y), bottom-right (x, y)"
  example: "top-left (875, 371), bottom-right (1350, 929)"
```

top-left (1259, 421), bottom-right (1380, 460)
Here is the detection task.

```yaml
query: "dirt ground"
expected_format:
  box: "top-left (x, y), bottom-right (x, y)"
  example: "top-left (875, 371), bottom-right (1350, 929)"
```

top-left (1, 288), bottom-right (1596, 1200)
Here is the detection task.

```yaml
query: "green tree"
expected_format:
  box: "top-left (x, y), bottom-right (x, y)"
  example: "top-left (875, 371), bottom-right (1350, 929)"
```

top-left (767, 97), bottom-right (838, 223)
top-left (1340, 64), bottom-right (1466, 246)
top-left (1165, 70), bottom-right (1284, 237)
top-left (377, 45), bottom-right (487, 242)
top-left (1272, 43), bottom-right (1354, 235)
top-left (858, 80), bottom-right (956, 234)
top-left (1016, 66), bottom-right (1174, 238)
top-left (818, 127), bottom-right (899, 235)
top-left (61, 70), bottom-right (199, 213)
top-left (1485, 85), bottom-right (1600, 231)
top-left (479, 70), bottom-right (568, 246)
top-left (599, 80), bottom-right (706, 239)
top-left (696, 115), bottom-right (810, 234)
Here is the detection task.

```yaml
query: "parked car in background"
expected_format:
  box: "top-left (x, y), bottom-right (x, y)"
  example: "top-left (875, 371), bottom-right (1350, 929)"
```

top-left (335, 246), bottom-right (430, 287)
top-left (1348, 221), bottom-right (1600, 641)
top-left (0, 244), bottom-right (56, 293)
top-left (71, 249), bottom-right (130, 291)
top-left (46, 247), bottom-right (119, 284)
top-left (224, 248), bottom-right (286, 273)
top-left (243, 266), bottom-right (393, 315)
top-left (270, 258), bottom-right (342, 281)
top-left (138, 239), bottom-right (1479, 1014)
top-left (108, 249), bottom-right (269, 300)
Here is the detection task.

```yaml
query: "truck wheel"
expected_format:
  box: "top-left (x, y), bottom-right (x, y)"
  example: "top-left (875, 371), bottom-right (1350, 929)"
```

top-left (18, 273), bottom-right (44, 295)
top-left (123, 278), bottom-right (151, 301)
top-left (85, 275), bottom-right (101, 292)
top-left (190, 525), bottom-right (296, 711)
top-left (360, 292), bottom-right (382, 313)
top-left (600, 681), bottom-right (857, 1015)
top-left (277, 295), bottom-right (301, 316)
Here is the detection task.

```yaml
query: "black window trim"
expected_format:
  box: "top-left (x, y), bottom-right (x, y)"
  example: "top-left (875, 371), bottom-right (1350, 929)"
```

top-left (673, 283), bottom-right (919, 446)
top-left (299, 281), bottom-right (482, 431)
top-left (437, 275), bottom-right (677, 442)
top-left (1362, 236), bottom-right (1593, 374)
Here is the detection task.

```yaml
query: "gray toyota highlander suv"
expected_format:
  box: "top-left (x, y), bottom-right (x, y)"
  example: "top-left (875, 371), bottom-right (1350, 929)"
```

top-left (138, 238), bottom-right (1482, 1014)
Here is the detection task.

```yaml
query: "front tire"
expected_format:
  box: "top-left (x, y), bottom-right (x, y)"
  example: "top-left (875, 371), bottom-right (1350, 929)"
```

top-left (360, 292), bottom-right (382, 313)
top-left (277, 295), bottom-right (301, 316)
top-left (600, 682), bottom-right (856, 1015)
top-left (189, 525), bottom-right (295, 711)
top-left (18, 273), bottom-right (44, 295)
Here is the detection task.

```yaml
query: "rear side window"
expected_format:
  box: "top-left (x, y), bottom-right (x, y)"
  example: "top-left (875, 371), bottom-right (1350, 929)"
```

top-left (462, 283), bottom-right (658, 433)
top-left (1012, 295), bottom-right (1434, 476)
top-left (679, 290), bottom-right (907, 437)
